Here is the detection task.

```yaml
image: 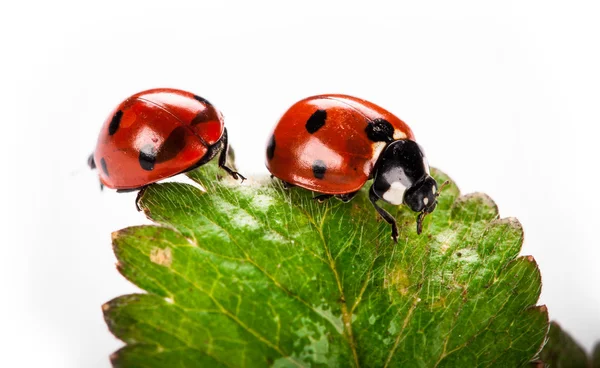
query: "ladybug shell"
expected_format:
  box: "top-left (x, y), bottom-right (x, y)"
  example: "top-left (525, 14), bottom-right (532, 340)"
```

top-left (93, 88), bottom-right (224, 189)
top-left (266, 94), bottom-right (415, 194)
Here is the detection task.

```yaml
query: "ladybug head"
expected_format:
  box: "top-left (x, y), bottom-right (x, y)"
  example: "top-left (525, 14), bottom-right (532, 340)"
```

top-left (406, 177), bottom-right (450, 234)
top-left (403, 176), bottom-right (438, 214)
top-left (404, 176), bottom-right (441, 234)
top-left (372, 139), bottom-right (442, 234)
top-left (372, 140), bottom-right (434, 207)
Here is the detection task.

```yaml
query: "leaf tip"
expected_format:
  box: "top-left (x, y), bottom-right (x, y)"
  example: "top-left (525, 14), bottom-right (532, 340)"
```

top-left (496, 216), bottom-right (522, 227)
top-left (101, 302), bottom-right (111, 312)
top-left (110, 230), bottom-right (120, 242)
top-left (109, 351), bottom-right (120, 366)
top-left (450, 192), bottom-right (500, 222)
top-left (463, 192), bottom-right (499, 209)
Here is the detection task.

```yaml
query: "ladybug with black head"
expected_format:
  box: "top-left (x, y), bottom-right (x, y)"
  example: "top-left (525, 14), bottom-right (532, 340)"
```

top-left (89, 88), bottom-right (245, 199)
top-left (265, 94), bottom-right (444, 241)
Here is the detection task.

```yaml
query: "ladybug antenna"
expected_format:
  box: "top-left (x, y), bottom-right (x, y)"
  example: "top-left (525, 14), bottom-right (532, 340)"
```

top-left (435, 180), bottom-right (450, 198)
top-left (416, 211), bottom-right (427, 235)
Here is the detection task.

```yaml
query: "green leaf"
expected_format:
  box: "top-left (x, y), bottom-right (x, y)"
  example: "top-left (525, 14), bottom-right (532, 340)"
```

top-left (538, 321), bottom-right (592, 368)
top-left (104, 160), bottom-right (548, 367)
top-left (594, 343), bottom-right (600, 368)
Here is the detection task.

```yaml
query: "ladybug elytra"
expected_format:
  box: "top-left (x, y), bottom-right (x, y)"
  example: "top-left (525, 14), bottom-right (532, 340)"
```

top-left (89, 88), bottom-right (245, 192)
top-left (265, 94), bottom-right (441, 241)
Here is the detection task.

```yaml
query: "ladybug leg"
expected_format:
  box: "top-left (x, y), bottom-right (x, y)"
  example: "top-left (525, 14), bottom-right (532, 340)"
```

top-left (116, 187), bottom-right (141, 193)
top-left (336, 191), bottom-right (358, 203)
top-left (270, 176), bottom-right (295, 189)
top-left (88, 154), bottom-right (105, 190)
top-left (314, 191), bottom-right (358, 203)
top-left (313, 194), bottom-right (333, 202)
top-left (368, 185), bottom-right (399, 243)
top-left (218, 128), bottom-right (246, 182)
top-left (281, 181), bottom-right (296, 189)
top-left (88, 154), bottom-right (96, 170)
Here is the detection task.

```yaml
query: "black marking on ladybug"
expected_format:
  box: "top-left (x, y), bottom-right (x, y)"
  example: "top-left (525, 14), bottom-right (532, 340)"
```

top-left (191, 108), bottom-right (219, 126)
top-left (305, 109), bottom-right (327, 134)
top-left (312, 160), bottom-right (327, 179)
top-left (156, 126), bottom-right (187, 163)
top-left (108, 110), bottom-right (123, 136)
top-left (267, 134), bottom-right (276, 160)
top-left (139, 144), bottom-right (158, 171)
top-left (365, 118), bottom-right (394, 142)
top-left (193, 95), bottom-right (213, 106)
top-left (100, 157), bottom-right (109, 176)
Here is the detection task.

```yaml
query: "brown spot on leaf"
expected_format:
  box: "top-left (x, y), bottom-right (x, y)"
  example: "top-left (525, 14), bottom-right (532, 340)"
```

top-left (385, 267), bottom-right (410, 295)
top-left (150, 247), bottom-right (172, 267)
top-left (431, 296), bottom-right (447, 309)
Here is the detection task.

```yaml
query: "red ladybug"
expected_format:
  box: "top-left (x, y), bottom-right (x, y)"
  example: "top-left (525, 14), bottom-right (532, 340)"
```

top-left (89, 88), bottom-right (244, 191)
top-left (265, 94), bottom-right (441, 241)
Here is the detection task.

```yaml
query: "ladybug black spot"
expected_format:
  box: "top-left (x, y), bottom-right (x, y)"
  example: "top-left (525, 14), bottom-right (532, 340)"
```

top-left (312, 160), bottom-right (327, 179)
top-left (193, 95), bottom-right (213, 107)
top-left (108, 110), bottom-right (123, 136)
top-left (139, 144), bottom-right (158, 171)
top-left (156, 126), bottom-right (187, 163)
top-left (365, 118), bottom-right (394, 142)
top-left (191, 108), bottom-right (219, 126)
top-left (305, 109), bottom-right (327, 134)
top-left (100, 157), bottom-right (109, 176)
top-left (267, 134), bottom-right (276, 160)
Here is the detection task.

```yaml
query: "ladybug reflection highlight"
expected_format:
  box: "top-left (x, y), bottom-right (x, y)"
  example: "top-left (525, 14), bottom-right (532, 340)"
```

top-left (265, 94), bottom-right (442, 241)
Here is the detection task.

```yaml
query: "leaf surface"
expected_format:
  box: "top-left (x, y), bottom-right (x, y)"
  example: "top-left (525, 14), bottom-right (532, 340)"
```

top-left (104, 161), bottom-right (548, 367)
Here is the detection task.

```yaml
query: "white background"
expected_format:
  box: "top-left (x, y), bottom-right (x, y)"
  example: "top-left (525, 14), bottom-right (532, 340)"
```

top-left (1, 0), bottom-right (599, 366)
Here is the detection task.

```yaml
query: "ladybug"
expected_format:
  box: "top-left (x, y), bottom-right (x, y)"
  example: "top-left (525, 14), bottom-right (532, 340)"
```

top-left (265, 94), bottom-right (443, 241)
top-left (89, 88), bottom-right (245, 193)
